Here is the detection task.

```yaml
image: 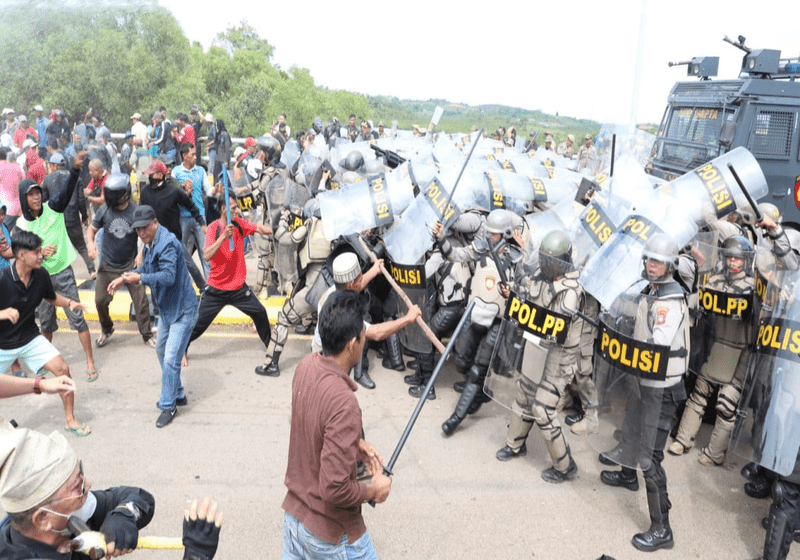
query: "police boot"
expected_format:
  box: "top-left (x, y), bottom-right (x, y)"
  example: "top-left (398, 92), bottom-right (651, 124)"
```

top-left (757, 504), bottom-right (792, 560)
top-left (564, 398), bottom-right (585, 426)
top-left (381, 333), bottom-right (406, 371)
top-left (255, 351), bottom-right (281, 377)
top-left (570, 407), bottom-right (599, 435)
top-left (408, 362), bottom-right (435, 400)
top-left (404, 352), bottom-right (429, 386)
top-left (442, 382), bottom-right (478, 436)
top-left (353, 347), bottom-right (375, 389)
top-left (631, 484), bottom-right (673, 552)
top-left (541, 446), bottom-right (578, 484)
top-left (498, 415), bottom-right (534, 461)
top-left (600, 467), bottom-right (639, 491)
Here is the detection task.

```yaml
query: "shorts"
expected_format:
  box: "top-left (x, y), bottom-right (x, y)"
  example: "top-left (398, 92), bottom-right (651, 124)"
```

top-left (0, 336), bottom-right (61, 376)
top-left (37, 266), bottom-right (88, 333)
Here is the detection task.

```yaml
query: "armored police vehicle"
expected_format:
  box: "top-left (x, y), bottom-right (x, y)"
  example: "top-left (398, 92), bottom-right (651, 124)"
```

top-left (646, 36), bottom-right (800, 229)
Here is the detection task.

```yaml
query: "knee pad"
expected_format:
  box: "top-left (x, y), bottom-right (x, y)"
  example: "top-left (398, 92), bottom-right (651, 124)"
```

top-left (716, 384), bottom-right (742, 422)
top-left (531, 381), bottom-right (559, 426)
top-left (473, 323), bottom-right (500, 369)
top-left (466, 363), bottom-right (487, 385)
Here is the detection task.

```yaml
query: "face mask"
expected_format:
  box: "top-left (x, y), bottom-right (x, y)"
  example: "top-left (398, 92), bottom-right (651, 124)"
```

top-left (149, 176), bottom-right (164, 188)
top-left (41, 491), bottom-right (97, 536)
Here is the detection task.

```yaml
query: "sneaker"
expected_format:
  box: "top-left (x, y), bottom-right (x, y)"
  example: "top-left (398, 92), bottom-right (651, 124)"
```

top-left (156, 408), bottom-right (177, 428)
top-left (667, 440), bottom-right (691, 456)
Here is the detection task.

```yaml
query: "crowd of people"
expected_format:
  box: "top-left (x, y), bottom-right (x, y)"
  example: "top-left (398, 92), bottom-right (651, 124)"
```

top-left (1, 100), bottom-right (797, 560)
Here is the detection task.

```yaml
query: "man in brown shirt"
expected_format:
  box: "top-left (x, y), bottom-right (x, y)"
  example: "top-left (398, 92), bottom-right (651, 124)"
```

top-left (282, 289), bottom-right (392, 559)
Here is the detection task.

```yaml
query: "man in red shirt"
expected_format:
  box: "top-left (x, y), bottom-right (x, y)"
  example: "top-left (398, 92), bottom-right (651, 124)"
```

top-left (12, 115), bottom-right (37, 150)
top-left (183, 192), bottom-right (272, 370)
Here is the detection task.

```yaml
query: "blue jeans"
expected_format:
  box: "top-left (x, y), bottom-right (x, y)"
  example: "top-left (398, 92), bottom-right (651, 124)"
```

top-left (96, 229), bottom-right (104, 268)
top-left (156, 306), bottom-right (198, 411)
top-left (282, 512), bottom-right (378, 560)
top-left (180, 216), bottom-right (209, 276)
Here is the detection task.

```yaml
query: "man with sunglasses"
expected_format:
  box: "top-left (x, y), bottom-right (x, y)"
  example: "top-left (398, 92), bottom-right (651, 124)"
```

top-left (0, 421), bottom-right (223, 559)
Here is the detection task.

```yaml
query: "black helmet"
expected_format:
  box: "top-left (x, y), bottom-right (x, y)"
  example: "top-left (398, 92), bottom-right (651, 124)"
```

top-left (719, 235), bottom-right (754, 277)
top-left (538, 230), bottom-right (573, 281)
top-left (103, 173), bottom-right (132, 209)
top-left (341, 150), bottom-right (364, 172)
top-left (641, 233), bottom-right (679, 283)
top-left (257, 135), bottom-right (282, 165)
top-left (312, 117), bottom-right (323, 135)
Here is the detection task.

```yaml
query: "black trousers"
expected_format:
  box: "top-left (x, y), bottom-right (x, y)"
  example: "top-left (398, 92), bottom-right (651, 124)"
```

top-left (188, 284), bottom-right (271, 349)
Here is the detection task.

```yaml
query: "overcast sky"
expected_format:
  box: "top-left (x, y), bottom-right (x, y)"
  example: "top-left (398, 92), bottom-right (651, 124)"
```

top-left (160, 0), bottom-right (799, 126)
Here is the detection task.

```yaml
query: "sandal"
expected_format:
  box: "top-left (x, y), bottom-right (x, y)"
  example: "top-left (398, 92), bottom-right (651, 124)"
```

top-left (86, 369), bottom-right (99, 382)
top-left (96, 329), bottom-right (114, 347)
top-left (64, 423), bottom-right (91, 437)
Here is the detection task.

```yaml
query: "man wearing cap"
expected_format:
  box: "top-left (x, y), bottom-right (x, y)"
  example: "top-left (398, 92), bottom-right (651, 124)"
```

top-left (543, 136), bottom-right (555, 153)
top-left (0, 230), bottom-right (90, 434)
top-left (282, 289), bottom-right (392, 559)
top-left (577, 134), bottom-right (596, 172)
top-left (557, 134), bottom-right (575, 158)
top-left (23, 140), bottom-right (45, 185)
top-left (524, 131), bottom-right (539, 154)
top-left (46, 111), bottom-right (70, 150)
top-left (183, 192), bottom-right (272, 371)
top-left (120, 132), bottom-right (135, 175)
top-left (1, 110), bottom-right (17, 137)
top-left (34, 105), bottom-right (50, 159)
top-left (108, 205), bottom-right (198, 428)
top-left (13, 116), bottom-right (37, 151)
top-left (130, 112), bottom-right (148, 147)
top-left (139, 159), bottom-right (207, 292)
top-left (0, 420), bottom-right (156, 557)
top-left (310, 253), bottom-right (421, 389)
top-left (15, 152), bottom-right (98, 391)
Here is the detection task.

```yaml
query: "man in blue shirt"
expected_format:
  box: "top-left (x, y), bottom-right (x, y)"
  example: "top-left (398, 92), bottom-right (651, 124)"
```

top-left (33, 105), bottom-right (49, 159)
top-left (108, 205), bottom-right (198, 428)
top-left (173, 143), bottom-right (210, 279)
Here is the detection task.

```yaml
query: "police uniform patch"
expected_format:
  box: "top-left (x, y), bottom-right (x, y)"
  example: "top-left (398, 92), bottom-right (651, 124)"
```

top-left (485, 276), bottom-right (496, 291)
top-left (656, 306), bottom-right (669, 325)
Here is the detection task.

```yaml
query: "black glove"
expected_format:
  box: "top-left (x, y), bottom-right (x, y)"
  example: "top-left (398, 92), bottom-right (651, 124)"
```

top-left (182, 512), bottom-right (221, 560)
top-left (100, 509), bottom-right (139, 552)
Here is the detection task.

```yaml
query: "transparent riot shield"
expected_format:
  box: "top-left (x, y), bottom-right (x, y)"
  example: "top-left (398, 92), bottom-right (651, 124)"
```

top-left (484, 291), bottom-right (571, 418)
top-left (569, 192), bottom-right (632, 268)
top-left (586, 288), bottom-right (671, 471)
top-left (383, 177), bottom-right (462, 264)
top-left (732, 271), bottom-right (800, 479)
top-left (386, 257), bottom-right (432, 354)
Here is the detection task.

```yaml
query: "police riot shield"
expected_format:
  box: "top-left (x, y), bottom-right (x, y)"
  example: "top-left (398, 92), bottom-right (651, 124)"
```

top-left (732, 269), bottom-right (800, 479)
top-left (383, 176), bottom-right (462, 265)
top-left (386, 256), bottom-right (432, 354)
top-left (586, 286), bottom-right (671, 471)
top-left (484, 290), bottom-right (570, 418)
top-left (318, 172), bottom-right (399, 240)
top-left (580, 192), bottom-right (698, 310)
top-left (274, 181), bottom-right (312, 288)
top-left (655, 147), bottom-right (768, 227)
top-left (569, 192), bottom-right (632, 268)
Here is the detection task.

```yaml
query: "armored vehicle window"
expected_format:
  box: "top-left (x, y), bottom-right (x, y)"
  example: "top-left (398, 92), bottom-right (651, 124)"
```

top-left (749, 109), bottom-right (796, 158)
top-left (657, 107), bottom-right (735, 171)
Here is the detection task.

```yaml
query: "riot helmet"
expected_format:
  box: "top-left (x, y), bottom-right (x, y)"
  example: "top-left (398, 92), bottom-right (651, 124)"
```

top-left (341, 151), bottom-right (364, 172)
top-left (758, 202), bottom-right (781, 223)
top-left (103, 173), bottom-right (132, 209)
top-left (719, 234), bottom-right (754, 278)
top-left (485, 209), bottom-right (518, 242)
top-left (302, 159), bottom-right (321, 188)
top-left (641, 233), bottom-right (679, 283)
top-left (303, 198), bottom-right (321, 220)
top-left (312, 117), bottom-right (323, 135)
top-left (257, 135), bottom-right (282, 166)
top-left (340, 171), bottom-right (362, 185)
top-left (364, 159), bottom-right (385, 176)
top-left (538, 230), bottom-right (573, 282)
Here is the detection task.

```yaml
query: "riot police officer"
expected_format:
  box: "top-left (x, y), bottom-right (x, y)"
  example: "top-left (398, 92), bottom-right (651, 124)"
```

top-left (494, 230), bottom-right (584, 484)
top-left (434, 209), bottom-right (526, 436)
top-left (669, 236), bottom-right (756, 466)
top-left (599, 233), bottom-right (690, 552)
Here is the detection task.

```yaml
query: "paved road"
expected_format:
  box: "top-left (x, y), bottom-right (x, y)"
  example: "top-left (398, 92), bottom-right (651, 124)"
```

top-left (1, 318), bottom-right (787, 560)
